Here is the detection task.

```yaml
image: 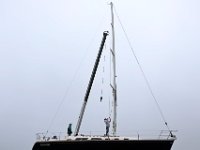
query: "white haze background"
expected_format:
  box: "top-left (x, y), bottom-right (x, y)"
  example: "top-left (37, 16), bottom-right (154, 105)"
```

top-left (0, 0), bottom-right (200, 150)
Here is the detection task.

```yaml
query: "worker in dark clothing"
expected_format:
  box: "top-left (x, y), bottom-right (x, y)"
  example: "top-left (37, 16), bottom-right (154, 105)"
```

top-left (67, 123), bottom-right (72, 136)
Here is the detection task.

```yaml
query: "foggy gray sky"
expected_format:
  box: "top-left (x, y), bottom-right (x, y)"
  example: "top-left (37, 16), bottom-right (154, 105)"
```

top-left (1, 0), bottom-right (200, 150)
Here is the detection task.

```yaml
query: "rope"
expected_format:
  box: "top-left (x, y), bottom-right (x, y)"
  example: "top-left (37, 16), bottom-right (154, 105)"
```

top-left (100, 46), bottom-right (106, 102)
top-left (113, 6), bottom-right (172, 132)
top-left (109, 97), bottom-right (111, 118)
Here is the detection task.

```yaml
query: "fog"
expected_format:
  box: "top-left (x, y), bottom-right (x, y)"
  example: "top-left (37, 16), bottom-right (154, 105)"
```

top-left (0, 0), bottom-right (200, 150)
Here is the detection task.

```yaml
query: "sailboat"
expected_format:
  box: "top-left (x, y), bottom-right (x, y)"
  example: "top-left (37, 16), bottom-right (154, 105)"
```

top-left (32, 2), bottom-right (176, 150)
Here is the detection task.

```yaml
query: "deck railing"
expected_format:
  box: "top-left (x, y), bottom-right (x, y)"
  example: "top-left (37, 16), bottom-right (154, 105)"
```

top-left (35, 130), bottom-right (177, 141)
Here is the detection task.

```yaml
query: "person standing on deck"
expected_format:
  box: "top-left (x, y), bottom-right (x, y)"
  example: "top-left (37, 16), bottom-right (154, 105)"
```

top-left (67, 123), bottom-right (72, 136)
top-left (104, 117), bottom-right (111, 136)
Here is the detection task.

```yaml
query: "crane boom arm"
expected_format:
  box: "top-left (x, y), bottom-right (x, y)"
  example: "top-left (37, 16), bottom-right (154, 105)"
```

top-left (74, 31), bottom-right (109, 136)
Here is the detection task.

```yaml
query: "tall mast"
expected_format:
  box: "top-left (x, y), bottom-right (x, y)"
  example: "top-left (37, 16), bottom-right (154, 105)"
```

top-left (110, 2), bottom-right (117, 136)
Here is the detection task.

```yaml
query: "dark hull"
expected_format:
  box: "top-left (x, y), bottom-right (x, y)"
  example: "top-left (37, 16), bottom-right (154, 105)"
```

top-left (33, 139), bottom-right (175, 150)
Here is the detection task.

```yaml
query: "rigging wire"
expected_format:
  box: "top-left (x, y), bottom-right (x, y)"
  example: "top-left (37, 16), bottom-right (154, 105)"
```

top-left (44, 13), bottom-right (107, 137)
top-left (113, 6), bottom-right (172, 134)
top-left (100, 45), bottom-right (106, 102)
top-left (100, 57), bottom-right (105, 102)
